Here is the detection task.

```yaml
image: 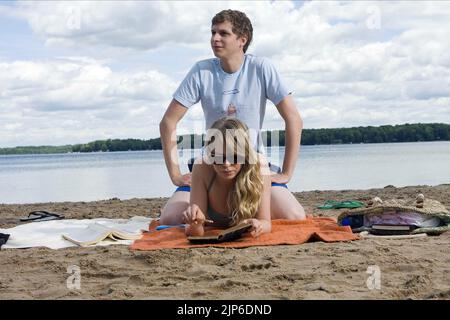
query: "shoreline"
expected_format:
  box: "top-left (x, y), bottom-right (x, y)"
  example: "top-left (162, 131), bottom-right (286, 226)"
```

top-left (2, 182), bottom-right (449, 209)
top-left (1, 184), bottom-right (450, 299)
top-left (2, 123), bottom-right (448, 155)
top-left (1, 140), bottom-right (449, 158)
top-left (1, 184), bottom-right (450, 222)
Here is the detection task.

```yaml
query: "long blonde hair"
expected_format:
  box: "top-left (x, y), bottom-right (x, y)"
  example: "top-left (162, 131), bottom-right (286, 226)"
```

top-left (205, 117), bottom-right (264, 225)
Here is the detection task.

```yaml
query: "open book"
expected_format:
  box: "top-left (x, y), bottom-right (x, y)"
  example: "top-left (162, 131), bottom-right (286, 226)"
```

top-left (62, 223), bottom-right (143, 247)
top-left (187, 222), bottom-right (252, 244)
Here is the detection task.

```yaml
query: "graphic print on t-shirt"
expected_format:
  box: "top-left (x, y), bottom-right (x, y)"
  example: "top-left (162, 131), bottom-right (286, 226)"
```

top-left (223, 89), bottom-right (240, 95)
top-left (226, 103), bottom-right (237, 116)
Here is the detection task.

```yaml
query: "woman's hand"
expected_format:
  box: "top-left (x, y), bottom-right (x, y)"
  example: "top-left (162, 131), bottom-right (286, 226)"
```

top-left (185, 223), bottom-right (204, 237)
top-left (242, 218), bottom-right (264, 238)
top-left (182, 205), bottom-right (213, 236)
top-left (182, 204), bottom-right (210, 225)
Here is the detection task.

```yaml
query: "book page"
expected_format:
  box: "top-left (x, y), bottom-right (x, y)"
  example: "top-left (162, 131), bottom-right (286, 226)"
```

top-left (111, 229), bottom-right (142, 240)
top-left (62, 223), bottom-right (112, 246)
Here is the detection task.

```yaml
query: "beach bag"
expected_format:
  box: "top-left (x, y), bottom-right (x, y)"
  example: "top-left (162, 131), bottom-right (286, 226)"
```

top-left (337, 194), bottom-right (450, 235)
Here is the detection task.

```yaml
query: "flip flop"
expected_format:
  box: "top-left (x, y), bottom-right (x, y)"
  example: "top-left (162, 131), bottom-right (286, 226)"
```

top-left (317, 200), bottom-right (365, 210)
top-left (0, 233), bottom-right (10, 248)
top-left (20, 211), bottom-right (65, 222)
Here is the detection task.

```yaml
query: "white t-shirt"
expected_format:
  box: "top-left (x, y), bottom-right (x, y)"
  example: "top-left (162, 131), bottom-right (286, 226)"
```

top-left (173, 54), bottom-right (291, 153)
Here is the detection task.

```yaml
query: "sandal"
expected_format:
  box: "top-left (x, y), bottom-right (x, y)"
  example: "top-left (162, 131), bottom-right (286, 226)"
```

top-left (20, 211), bottom-right (65, 222)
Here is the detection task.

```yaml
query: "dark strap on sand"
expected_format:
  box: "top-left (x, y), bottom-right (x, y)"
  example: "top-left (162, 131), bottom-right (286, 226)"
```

top-left (0, 233), bottom-right (10, 249)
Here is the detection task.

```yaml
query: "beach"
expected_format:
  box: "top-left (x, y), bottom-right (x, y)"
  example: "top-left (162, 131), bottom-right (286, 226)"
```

top-left (1, 184), bottom-right (449, 300)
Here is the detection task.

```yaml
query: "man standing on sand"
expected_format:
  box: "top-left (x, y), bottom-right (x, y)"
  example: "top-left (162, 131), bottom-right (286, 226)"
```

top-left (159, 9), bottom-right (305, 223)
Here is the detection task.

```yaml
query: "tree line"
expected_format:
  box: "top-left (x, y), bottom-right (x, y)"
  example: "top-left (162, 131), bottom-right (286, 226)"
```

top-left (1, 123), bottom-right (449, 155)
top-left (300, 122), bottom-right (450, 145)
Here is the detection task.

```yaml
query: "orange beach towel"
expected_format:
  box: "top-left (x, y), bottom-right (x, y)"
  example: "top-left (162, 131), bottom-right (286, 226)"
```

top-left (130, 216), bottom-right (359, 251)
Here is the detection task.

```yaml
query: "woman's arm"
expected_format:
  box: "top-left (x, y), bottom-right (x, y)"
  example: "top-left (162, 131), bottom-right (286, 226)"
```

top-left (244, 156), bottom-right (272, 236)
top-left (183, 160), bottom-right (210, 236)
top-left (256, 165), bottom-right (272, 234)
top-left (190, 159), bottom-right (209, 213)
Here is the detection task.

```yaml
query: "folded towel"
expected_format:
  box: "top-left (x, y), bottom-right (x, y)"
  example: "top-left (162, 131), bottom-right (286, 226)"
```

top-left (130, 216), bottom-right (359, 251)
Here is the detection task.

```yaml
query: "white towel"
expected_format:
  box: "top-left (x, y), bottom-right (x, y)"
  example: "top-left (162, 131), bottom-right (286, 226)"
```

top-left (0, 216), bottom-right (152, 249)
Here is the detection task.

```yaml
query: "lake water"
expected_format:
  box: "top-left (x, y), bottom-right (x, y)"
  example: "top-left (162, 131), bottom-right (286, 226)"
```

top-left (1, 141), bottom-right (449, 204)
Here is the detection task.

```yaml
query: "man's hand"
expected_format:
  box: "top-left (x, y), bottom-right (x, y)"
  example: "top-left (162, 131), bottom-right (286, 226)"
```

top-left (270, 172), bottom-right (290, 184)
top-left (172, 173), bottom-right (192, 187)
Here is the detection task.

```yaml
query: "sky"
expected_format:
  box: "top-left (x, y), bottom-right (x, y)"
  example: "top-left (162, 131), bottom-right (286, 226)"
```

top-left (0, 0), bottom-right (449, 147)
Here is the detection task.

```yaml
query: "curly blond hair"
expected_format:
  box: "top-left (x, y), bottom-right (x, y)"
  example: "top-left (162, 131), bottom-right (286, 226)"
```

top-left (205, 117), bottom-right (263, 225)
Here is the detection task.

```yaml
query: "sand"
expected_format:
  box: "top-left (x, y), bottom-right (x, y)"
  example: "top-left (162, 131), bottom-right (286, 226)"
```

top-left (1, 184), bottom-right (449, 300)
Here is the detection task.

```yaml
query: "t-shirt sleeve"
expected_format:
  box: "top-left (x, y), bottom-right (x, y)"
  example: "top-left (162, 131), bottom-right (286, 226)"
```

top-left (172, 63), bottom-right (201, 108)
top-left (262, 59), bottom-right (291, 106)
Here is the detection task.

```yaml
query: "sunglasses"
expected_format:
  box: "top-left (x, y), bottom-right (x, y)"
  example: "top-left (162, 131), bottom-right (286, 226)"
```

top-left (209, 152), bottom-right (243, 165)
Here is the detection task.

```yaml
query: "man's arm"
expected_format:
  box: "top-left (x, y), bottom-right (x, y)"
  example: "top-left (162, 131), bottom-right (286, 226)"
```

top-left (159, 99), bottom-right (190, 186)
top-left (273, 94), bottom-right (303, 184)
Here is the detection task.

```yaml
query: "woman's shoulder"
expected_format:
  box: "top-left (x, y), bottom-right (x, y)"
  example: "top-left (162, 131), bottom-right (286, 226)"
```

top-left (256, 153), bottom-right (271, 177)
top-left (256, 153), bottom-right (270, 168)
top-left (256, 152), bottom-right (268, 163)
top-left (192, 157), bottom-right (215, 181)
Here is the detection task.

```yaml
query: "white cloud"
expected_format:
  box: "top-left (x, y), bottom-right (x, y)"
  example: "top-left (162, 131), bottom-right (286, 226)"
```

top-left (11, 1), bottom-right (222, 50)
top-left (0, 58), bottom-right (177, 146)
